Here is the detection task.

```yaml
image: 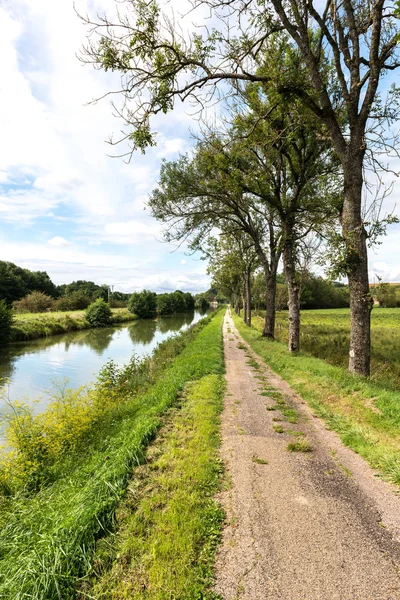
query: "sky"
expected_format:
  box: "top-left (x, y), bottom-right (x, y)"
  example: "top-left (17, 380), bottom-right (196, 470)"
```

top-left (0, 0), bottom-right (399, 294)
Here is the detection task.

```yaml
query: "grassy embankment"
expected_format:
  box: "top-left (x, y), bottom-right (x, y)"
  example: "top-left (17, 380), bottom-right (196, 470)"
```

top-left (10, 308), bottom-right (136, 342)
top-left (234, 309), bottom-right (400, 485)
top-left (0, 310), bottom-right (225, 599)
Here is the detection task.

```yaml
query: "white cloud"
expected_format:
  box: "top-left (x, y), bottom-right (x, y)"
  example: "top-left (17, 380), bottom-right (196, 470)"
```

top-left (180, 259), bottom-right (187, 264)
top-left (48, 236), bottom-right (71, 247)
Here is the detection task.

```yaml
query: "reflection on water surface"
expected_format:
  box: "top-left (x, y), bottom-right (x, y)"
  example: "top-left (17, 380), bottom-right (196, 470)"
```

top-left (0, 310), bottom-right (208, 414)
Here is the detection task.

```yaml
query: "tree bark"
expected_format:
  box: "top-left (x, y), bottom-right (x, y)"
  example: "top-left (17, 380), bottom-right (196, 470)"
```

top-left (242, 285), bottom-right (247, 325)
top-left (254, 244), bottom-right (280, 339)
top-left (264, 271), bottom-right (277, 338)
top-left (245, 268), bottom-right (252, 326)
top-left (342, 160), bottom-right (373, 376)
top-left (283, 226), bottom-right (300, 353)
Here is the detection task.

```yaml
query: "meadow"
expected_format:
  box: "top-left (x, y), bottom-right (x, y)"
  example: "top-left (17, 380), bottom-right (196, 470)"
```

top-left (268, 307), bottom-right (400, 389)
top-left (10, 308), bottom-right (135, 341)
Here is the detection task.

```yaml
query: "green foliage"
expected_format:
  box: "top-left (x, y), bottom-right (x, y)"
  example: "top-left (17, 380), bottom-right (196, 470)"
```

top-left (57, 280), bottom-right (109, 301)
top-left (53, 290), bottom-right (92, 311)
top-left (0, 311), bottom-right (223, 598)
top-left (0, 261), bottom-right (58, 305)
top-left (128, 289), bottom-right (157, 318)
top-left (196, 293), bottom-right (211, 311)
top-left (85, 298), bottom-right (113, 327)
top-left (0, 300), bottom-right (14, 343)
top-left (13, 291), bottom-right (54, 313)
top-left (373, 280), bottom-right (397, 308)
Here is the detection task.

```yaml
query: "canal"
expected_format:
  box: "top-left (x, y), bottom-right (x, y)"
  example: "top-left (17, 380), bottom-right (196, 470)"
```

top-left (0, 310), bottom-right (208, 415)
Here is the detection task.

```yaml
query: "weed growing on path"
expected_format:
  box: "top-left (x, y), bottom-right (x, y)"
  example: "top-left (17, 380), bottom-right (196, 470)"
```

top-left (287, 438), bottom-right (313, 453)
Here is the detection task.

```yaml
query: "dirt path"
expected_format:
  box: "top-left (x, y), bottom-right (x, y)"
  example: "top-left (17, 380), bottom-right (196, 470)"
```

top-left (214, 310), bottom-right (400, 600)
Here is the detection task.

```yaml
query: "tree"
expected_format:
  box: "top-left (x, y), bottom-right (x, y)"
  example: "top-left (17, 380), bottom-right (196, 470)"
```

top-left (0, 300), bottom-right (14, 343)
top-left (148, 136), bottom-right (284, 338)
top-left (13, 291), bottom-right (54, 314)
top-left (85, 298), bottom-right (113, 327)
top-left (128, 290), bottom-right (157, 319)
top-left (81, 0), bottom-right (400, 375)
top-left (206, 232), bottom-right (259, 325)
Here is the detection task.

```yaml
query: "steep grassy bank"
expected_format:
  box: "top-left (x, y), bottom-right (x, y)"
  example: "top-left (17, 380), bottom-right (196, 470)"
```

top-left (10, 308), bottom-right (136, 342)
top-left (80, 374), bottom-right (225, 600)
top-left (266, 307), bottom-right (400, 388)
top-left (234, 314), bottom-right (400, 486)
top-left (0, 311), bottom-right (224, 599)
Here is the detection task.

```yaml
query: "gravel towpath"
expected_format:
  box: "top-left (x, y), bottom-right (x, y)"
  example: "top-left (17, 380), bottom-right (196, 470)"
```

top-left (214, 310), bottom-right (400, 600)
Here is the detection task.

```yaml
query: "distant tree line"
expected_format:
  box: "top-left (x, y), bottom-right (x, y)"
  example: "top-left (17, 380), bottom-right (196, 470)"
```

top-left (0, 261), bottom-right (199, 319)
top-left (128, 289), bottom-right (196, 319)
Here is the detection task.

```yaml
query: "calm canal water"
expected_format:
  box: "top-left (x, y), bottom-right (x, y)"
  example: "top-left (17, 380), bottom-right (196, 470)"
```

top-left (0, 310), bottom-right (209, 415)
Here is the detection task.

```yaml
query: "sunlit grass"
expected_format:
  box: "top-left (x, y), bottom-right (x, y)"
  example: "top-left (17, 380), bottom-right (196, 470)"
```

top-left (80, 374), bottom-right (225, 599)
top-left (10, 308), bottom-right (135, 341)
top-left (0, 311), bottom-right (224, 599)
top-left (256, 307), bottom-right (400, 389)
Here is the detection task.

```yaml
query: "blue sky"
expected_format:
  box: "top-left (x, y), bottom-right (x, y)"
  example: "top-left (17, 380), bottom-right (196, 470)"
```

top-left (0, 0), bottom-right (399, 293)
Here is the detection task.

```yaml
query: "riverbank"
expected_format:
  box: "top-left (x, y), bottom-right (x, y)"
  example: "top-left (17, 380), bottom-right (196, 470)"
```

top-left (10, 308), bottom-right (136, 342)
top-left (234, 313), bottom-right (400, 486)
top-left (0, 309), bottom-right (224, 599)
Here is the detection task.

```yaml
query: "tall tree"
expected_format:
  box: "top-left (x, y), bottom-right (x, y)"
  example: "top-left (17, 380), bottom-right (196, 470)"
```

top-left (149, 138), bottom-right (283, 338)
top-left (81, 1), bottom-right (400, 373)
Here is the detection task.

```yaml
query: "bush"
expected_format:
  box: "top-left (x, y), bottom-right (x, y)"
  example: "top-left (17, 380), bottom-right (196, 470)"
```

top-left (0, 300), bottom-right (14, 342)
top-left (128, 290), bottom-right (157, 319)
top-left (12, 291), bottom-right (54, 313)
top-left (85, 298), bottom-right (112, 327)
top-left (53, 291), bottom-right (91, 311)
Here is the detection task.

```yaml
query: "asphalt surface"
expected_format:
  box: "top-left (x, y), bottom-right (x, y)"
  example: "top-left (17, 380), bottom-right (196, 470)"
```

top-left (214, 311), bottom-right (400, 600)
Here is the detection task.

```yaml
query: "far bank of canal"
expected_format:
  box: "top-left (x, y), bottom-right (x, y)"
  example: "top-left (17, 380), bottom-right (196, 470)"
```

top-left (0, 310), bottom-right (209, 414)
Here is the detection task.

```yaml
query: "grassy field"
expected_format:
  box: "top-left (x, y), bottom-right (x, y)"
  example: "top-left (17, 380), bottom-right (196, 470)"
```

top-left (235, 311), bottom-right (400, 486)
top-left (10, 308), bottom-right (136, 341)
top-left (0, 311), bottom-right (225, 599)
top-left (268, 307), bottom-right (400, 389)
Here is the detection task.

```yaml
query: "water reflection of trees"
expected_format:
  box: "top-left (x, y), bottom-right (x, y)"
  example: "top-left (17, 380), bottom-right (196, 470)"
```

top-left (157, 311), bottom-right (194, 334)
top-left (128, 319), bottom-right (157, 345)
top-left (75, 329), bottom-right (115, 355)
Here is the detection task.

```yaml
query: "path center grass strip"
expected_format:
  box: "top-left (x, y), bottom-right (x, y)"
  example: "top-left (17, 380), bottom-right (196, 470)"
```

top-left (0, 311), bottom-right (224, 600)
top-left (80, 374), bottom-right (225, 600)
top-left (233, 314), bottom-right (400, 486)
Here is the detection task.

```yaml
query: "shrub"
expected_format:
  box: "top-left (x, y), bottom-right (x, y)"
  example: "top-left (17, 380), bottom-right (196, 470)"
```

top-left (128, 289), bottom-right (157, 319)
top-left (53, 291), bottom-right (91, 311)
top-left (12, 291), bottom-right (54, 313)
top-left (85, 298), bottom-right (112, 327)
top-left (0, 300), bottom-right (14, 342)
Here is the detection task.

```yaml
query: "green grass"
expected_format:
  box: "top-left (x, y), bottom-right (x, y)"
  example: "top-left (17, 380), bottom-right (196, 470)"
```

top-left (234, 313), bottom-right (400, 485)
top-left (287, 438), bottom-right (312, 453)
top-left (0, 311), bottom-right (224, 599)
top-left (10, 308), bottom-right (136, 341)
top-left (255, 307), bottom-right (400, 389)
top-left (80, 374), bottom-right (225, 599)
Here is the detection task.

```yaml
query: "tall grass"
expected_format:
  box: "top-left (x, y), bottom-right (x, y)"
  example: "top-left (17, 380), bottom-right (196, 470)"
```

top-left (260, 307), bottom-right (400, 389)
top-left (80, 374), bottom-right (225, 599)
top-left (0, 311), bottom-right (224, 599)
top-left (235, 313), bottom-right (400, 486)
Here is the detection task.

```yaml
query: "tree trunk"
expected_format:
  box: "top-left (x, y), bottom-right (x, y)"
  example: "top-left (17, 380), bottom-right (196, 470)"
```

top-left (264, 271), bottom-right (277, 338)
top-left (254, 245), bottom-right (280, 339)
top-left (283, 227), bottom-right (300, 353)
top-left (242, 286), bottom-right (247, 324)
top-left (245, 268), bottom-right (252, 327)
top-left (342, 162), bottom-right (373, 376)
